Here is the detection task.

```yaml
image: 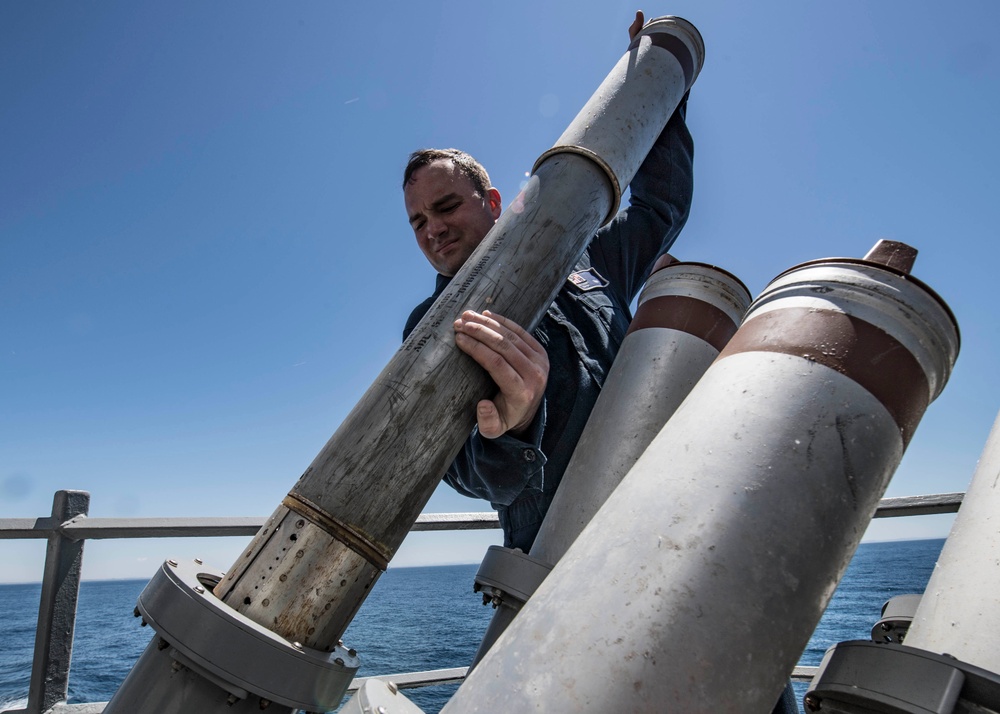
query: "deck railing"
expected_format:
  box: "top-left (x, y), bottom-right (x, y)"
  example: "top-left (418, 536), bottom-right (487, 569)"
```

top-left (0, 490), bottom-right (964, 714)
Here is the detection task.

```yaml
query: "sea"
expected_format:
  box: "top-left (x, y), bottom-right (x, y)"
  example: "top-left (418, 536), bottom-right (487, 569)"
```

top-left (0, 538), bottom-right (944, 714)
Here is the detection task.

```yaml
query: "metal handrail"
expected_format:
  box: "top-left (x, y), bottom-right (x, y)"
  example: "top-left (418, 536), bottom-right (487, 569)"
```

top-left (0, 490), bottom-right (964, 714)
top-left (0, 494), bottom-right (961, 542)
top-left (0, 511), bottom-right (501, 540)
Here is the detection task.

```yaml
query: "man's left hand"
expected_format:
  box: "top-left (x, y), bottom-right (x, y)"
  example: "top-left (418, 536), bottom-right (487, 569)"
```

top-left (453, 310), bottom-right (549, 439)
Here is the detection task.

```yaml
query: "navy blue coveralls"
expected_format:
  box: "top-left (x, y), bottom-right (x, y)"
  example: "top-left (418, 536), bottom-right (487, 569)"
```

top-left (404, 100), bottom-right (693, 553)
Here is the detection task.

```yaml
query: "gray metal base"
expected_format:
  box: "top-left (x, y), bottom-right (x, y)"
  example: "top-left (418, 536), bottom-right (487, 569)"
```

top-left (807, 640), bottom-right (1000, 713)
top-left (104, 558), bottom-right (359, 713)
top-left (339, 680), bottom-right (426, 714)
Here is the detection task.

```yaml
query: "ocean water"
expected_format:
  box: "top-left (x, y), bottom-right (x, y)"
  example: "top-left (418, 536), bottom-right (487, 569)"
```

top-left (0, 539), bottom-right (945, 713)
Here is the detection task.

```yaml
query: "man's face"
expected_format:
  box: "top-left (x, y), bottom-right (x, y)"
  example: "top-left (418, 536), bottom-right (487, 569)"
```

top-left (404, 159), bottom-right (501, 277)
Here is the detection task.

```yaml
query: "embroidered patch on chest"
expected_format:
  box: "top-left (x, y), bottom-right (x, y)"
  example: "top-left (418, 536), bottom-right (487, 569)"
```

top-left (567, 267), bottom-right (609, 292)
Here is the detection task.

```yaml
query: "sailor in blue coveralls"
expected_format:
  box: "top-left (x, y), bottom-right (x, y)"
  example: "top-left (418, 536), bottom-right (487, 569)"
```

top-left (402, 13), bottom-right (798, 713)
top-left (403, 14), bottom-right (691, 555)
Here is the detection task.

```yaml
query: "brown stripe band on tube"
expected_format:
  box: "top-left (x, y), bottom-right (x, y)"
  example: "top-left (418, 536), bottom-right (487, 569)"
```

top-left (628, 32), bottom-right (695, 89)
top-left (627, 294), bottom-right (739, 353)
top-left (719, 307), bottom-right (929, 445)
top-left (282, 493), bottom-right (390, 572)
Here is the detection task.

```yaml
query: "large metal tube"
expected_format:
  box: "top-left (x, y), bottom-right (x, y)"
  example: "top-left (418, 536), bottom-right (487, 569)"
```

top-left (903, 409), bottom-right (1000, 673)
top-left (531, 258), bottom-right (750, 565)
top-left (442, 241), bottom-right (959, 713)
top-left (105, 16), bottom-right (703, 714)
top-left (535, 18), bottom-right (703, 221)
top-left (469, 258), bottom-right (750, 665)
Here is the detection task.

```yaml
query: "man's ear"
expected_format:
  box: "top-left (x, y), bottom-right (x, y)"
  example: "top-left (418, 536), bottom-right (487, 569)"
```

top-left (487, 187), bottom-right (502, 219)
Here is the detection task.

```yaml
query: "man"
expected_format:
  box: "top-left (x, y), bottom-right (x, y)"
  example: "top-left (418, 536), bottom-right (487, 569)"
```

top-left (402, 17), bottom-right (798, 713)
top-left (403, 13), bottom-right (693, 553)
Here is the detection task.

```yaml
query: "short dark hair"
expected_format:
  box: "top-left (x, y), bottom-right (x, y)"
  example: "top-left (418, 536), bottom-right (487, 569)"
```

top-left (403, 148), bottom-right (492, 196)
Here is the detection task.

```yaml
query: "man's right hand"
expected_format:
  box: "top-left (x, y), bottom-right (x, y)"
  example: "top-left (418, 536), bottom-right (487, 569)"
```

top-left (453, 310), bottom-right (549, 440)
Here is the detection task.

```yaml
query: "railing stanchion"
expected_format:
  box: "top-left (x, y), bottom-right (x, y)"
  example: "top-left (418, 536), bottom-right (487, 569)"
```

top-left (26, 490), bottom-right (90, 714)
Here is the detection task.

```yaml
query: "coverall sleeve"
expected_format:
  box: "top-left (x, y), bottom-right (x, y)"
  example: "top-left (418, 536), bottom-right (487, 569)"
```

top-left (440, 399), bottom-right (548, 506)
top-left (588, 95), bottom-right (694, 308)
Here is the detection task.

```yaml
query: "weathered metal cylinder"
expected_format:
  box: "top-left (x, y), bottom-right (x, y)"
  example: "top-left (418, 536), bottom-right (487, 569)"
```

top-left (105, 15), bottom-right (703, 714)
top-left (905, 409), bottom-right (1000, 673)
top-left (535, 16), bottom-right (703, 221)
top-left (469, 258), bottom-right (750, 666)
top-left (531, 257), bottom-right (750, 565)
top-left (443, 244), bottom-right (959, 713)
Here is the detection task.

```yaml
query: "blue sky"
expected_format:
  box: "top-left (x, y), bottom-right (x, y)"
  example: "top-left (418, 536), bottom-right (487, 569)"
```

top-left (3, 1), bottom-right (998, 583)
